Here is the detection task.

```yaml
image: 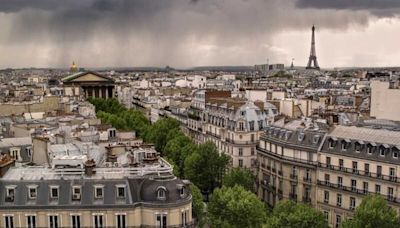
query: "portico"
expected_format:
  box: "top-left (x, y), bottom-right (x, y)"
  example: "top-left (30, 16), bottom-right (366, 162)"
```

top-left (62, 71), bottom-right (115, 99)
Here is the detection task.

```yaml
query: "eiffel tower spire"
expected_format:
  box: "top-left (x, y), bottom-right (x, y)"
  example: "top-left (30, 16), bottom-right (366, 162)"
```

top-left (306, 25), bottom-right (320, 70)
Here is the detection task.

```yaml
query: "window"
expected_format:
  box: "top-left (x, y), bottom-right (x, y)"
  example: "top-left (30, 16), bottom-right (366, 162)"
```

top-left (336, 215), bottom-right (342, 228)
top-left (388, 187), bottom-right (394, 200)
top-left (117, 185), bottom-right (126, 198)
top-left (375, 184), bottom-right (381, 194)
top-left (336, 194), bottom-right (342, 207)
top-left (71, 215), bottom-right (81, 228)
top-left (48, 215), bottom-right (59, 228)
top-left (350, 197), bottom-right (356, 210)
top-left (363, 182), bottom-right (368, 194)
top-left (26, 147), bottom-right (32, 157)
top-left (50, 186), bottom-right (59, 199)
top-left (364, 163), bottom-right (370, 175)
top-left (4, 215), bottom-right (14, 228)
top-left (339, 159), bottom-right (344, 170)
top-left (26, 215), bottom-right (36, 228)
top-left (380, 148), bottom-right (386, 157)
top-left (156, 214), bottom-right (167, 228)
top-left (28, 185), bottom-right (38, 199)
top-left (249, 121), bottom-right (254, 131)
top-left (393, 151), bottom-right (398, 159)
top-left (337, 176), bottom-right (343, 187)
top-left (239, 122), bottom-right (244, 131)
top-left (157, 187), bottom-right (167, 200)
top-left (181, 210), bottom-right (188, 227)
top-left (238, 148), bottom-right (243, 156)
top-left (323, 211), bottom-right (329, 221)
top-left (351, 179), bottom-right (357, 191)
top-left (326, 157), bottom-right (331, 167)
top-left (305, 169), bottom-right (311, 180)
top-left (251, 147), bottom-right (255, 156)
top-left (324, 191), bottom-right (329, 203)
top-left (367, 146), bottom-right (373, 155)
top-left (6, 186), bottom-right (16, 202)
top-left (238, 159), bottom-right (243, 168)
top-left (72, 186), bottom-right (81, 201)
top-left (94, 186), bottom-right (104, 199)
top-left (251, 134), bottom-right (255, 142)
top-left (352, 161), bottom-right (358, 173)
top-left (377, 166), bottom-right (382, 177)
top-left (298, 133), bottom-right (305, 141)
top-left (341, 142), bottom-right (347, 151)
top-left (116, 214), bottom-right (126, 228)
top-left (355, 143), bottom-right (361, 153)
top-left (328, 140), bottom-right (334, 149)
top-left (324, 173), bottom-right (330, 184)
top-left (93, 214), bottom-right (104, 228)
top-left (390, 168), bottom-right (396, 180)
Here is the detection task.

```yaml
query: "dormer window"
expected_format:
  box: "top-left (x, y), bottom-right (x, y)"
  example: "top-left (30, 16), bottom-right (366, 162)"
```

top-left (5, 185), bottom-right (16, 202)
top-left (298, 132), bottom-right (305, 142)
top-left (380, 145), bottom-right (389, 157)
top-left (28, 185), bottom-right (38, 199)
top-left (94, 185), bottom-right (104, 199)
top-left (177, 184), bottom-right (185, 198)
top-left (116, 185), bottom-right (126, 198)
top-left (355, 141), bottom-right (363, 153)
top-left (50, 186), bottom-right (59, 199)
top-left (313, 135), bottom-right (320, 144)
top-left (328, 137), bottom-right (337, 149)
top-left (72, 186), bottom-right (81, 201)
top-left (393, 148), bottom-right (399, 159)
top-left (285, 131), bottom-right (291, 140)
top-left (157, 186), bottom-right (167, 201)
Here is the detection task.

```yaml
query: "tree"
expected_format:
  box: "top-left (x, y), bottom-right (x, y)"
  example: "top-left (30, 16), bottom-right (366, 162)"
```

top-left (223, 167), bottom-right (256, 192)
top-left (145, 118), bottom-right (180, 152)
top-left (265, 200), bottom-right (328, 228)
top-left (189, 184), bottom-right (206, 227)
top-left (184, 141), bottom-right (229, 193)
top-left (341, 195), bottom-right (400, 228)
top-left (164, 135), bottom-right (196, 178)
top-left (208, 185), bottom-right (266, 228)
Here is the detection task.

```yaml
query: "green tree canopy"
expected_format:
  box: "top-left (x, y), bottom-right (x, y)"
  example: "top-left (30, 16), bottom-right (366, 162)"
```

top-left (144, 117), bottom-right (180, 152)
top-left (209, 185), bottom-right (267, 228)
top-left (184, 141), bottom-right (229, 193)
top-left (189, 184), bottom-right (206, 227)
top-left (265, 200), bottom-right (328, 228)
top-left (223, 167), bottom-right (256, 192)
top-left (341, 195), bottom-right (400, 228)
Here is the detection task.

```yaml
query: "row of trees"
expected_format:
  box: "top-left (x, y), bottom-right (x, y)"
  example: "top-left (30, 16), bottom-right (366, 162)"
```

top-left (89, 98), bottom-right (400, 228)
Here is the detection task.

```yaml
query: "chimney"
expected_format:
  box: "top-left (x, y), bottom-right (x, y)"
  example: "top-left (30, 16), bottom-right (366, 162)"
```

top-left (32, 136), bottom-right (50, 165)
top-left (0, 154), bottom-right (15, 177)
top-left (84, 159), bottom-right (96, 176)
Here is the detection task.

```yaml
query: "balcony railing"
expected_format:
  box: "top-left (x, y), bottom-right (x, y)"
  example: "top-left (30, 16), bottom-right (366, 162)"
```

top-left (225, 138), bottom-right (258, 145)
top-left (206, 131), bottom-right (221, 139)
top-left (303, 177), bottom-right (312, 183)
top-left (318, 163), bottom-right (398, 183)
top-left (317, 180), bottom-right (399, 204)
top-left (290, 174), bottom-right (298, 180)
top-left (303, 196), bottom-right (312, 203)
top-left (257, 146), bottom-right (318, 166)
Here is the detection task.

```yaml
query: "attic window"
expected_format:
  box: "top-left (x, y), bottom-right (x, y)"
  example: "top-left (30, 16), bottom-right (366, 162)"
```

top-left (313, 135), bottom-right (320, 144)
top-left (285, 131), bottom-right (291, 140)
top-left (5, 185), bottom-right (16, 202)
top-left (116, 185), bottom-right (126, 198)
top-left (157, 186), bottom-right (167, 201)
top-left (50, 186), bottom-right (59, 199)
top-left (94, 185), bottom-right (104, 199)
top-left (241, 111), bottom-right (246, 116)
top-left (298, 133), bottom-right (305, 142)
top-left (28, 185), bottom-right (38, 199)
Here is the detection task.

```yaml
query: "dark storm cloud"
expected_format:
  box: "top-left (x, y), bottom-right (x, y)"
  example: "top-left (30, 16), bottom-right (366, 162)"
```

top-left (296, 0), bottom-right (400, 17)
top-left (0, 0), bottom-right (395, 68)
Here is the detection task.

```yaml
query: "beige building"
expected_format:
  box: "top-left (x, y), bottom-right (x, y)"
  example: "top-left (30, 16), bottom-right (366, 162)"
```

top-left (257, 120), bottom-right (324, 207)
top-left (317, 125), bottom-right (400, 227)
top-left (0, 152), bottom-right (193, 228)
top-left (370, 80), bottom-right (400, 121)
top-left (202, 98), bottom-right (267, 171)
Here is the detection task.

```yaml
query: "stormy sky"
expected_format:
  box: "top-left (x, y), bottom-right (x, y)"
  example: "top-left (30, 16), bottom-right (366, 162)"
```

top-left (0, 0), bottom-right (400, 69)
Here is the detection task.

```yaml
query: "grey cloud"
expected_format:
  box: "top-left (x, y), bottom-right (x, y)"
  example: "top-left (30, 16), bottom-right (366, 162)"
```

top-left (296, 0), bottom-right (400, 17)
top-left (0, 0), bottom-right (385, 68)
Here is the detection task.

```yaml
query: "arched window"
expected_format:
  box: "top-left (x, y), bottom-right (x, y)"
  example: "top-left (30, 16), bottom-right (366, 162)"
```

top-left (157, 186), bottom-right (167, 200)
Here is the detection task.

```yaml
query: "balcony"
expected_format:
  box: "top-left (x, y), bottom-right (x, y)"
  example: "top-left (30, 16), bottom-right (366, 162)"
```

top-left (317, 180), bottom-right (400, 205)
top-left (290, 174), bottom-right (298, 181)
top-left (225, 138), bottom-right (258, 145)
top-left (303, 177), bottom-right (312, 183)
top-left (257, 146), bottom-right (318, 166)
top-left (318, 163), bottom-right (399, 183)
top-left (206, 131), bottom-right (221, 139)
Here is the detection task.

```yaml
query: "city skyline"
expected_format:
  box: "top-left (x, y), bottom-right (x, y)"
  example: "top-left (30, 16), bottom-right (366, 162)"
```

top-left (1, 0), bottom-right (400, 68)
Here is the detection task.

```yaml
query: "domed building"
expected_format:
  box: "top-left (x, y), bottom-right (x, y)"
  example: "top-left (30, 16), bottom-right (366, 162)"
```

top-left (202, 97), bottom-right (267, 171)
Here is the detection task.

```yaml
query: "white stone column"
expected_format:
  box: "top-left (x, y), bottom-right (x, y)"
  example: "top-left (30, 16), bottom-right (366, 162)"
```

top-left (106, 86), bottom-right (109, 99)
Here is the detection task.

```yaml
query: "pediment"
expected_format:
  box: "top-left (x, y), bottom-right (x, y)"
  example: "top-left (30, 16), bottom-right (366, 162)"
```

top-left (70, 73), bottom-right (111, 82)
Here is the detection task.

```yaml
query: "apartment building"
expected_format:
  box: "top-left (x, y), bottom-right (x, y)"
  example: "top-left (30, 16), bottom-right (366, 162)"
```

top-left (257, 120), bottom-right (325, 207)
top-left (203, 98), bottom-right (266, 171)
top-left (0, 148), bottom-right (193, 228)
top-left (317, 125), bottom-right (400, 227)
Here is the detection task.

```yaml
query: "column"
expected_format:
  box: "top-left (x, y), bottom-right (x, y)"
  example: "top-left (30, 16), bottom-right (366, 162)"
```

top-left (106, 86), bottom-right (109, 99)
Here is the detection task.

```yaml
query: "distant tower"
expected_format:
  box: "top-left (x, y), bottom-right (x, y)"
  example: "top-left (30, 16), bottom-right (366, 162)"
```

top-left (291, 58), bottom-right (294, 69)
top-left (306, 25), bottom-right (320, 70)
top-left (70, 61), bottom-right (78, 73)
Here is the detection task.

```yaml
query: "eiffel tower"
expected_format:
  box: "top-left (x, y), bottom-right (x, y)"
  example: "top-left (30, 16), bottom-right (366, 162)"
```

top-left (306, 25), bottom-right (320, 70)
